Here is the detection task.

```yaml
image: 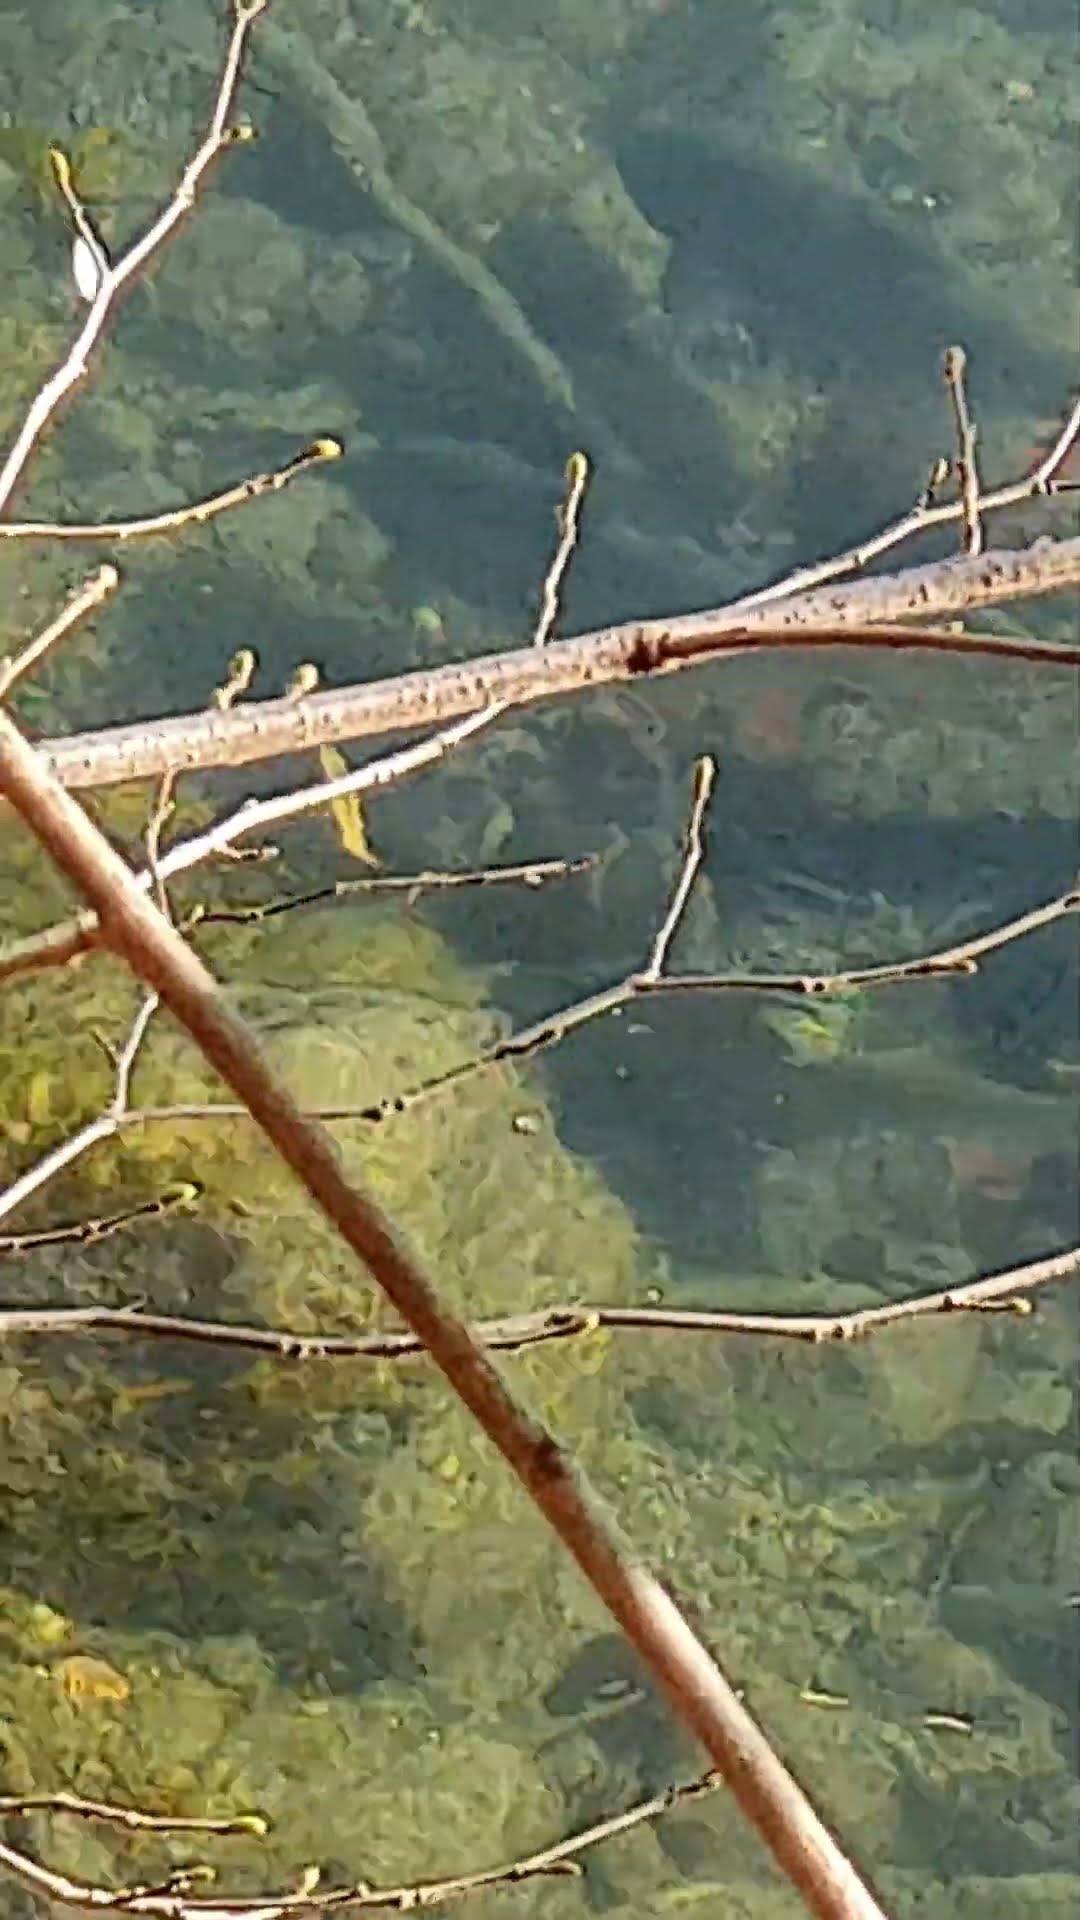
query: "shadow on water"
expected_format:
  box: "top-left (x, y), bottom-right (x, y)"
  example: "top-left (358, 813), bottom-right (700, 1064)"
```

top-left (612, 129), bottom-right (1067, 396)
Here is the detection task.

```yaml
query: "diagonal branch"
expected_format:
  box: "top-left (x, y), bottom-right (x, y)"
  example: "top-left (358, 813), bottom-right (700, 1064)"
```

top-left (0, 440), bottom-right (341, 544)
top-left (0, 564), bottom-right (119, 700)
top-left (39, 533), bottom-right (1080, 792)
top-left (0, 712), bottom-right (888, 1920)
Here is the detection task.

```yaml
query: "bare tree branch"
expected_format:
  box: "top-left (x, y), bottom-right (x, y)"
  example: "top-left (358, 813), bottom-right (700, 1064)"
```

top-left (37, 534), bottom-right (1080, 792)
top-left (941, 346), bottom-right (983, 556)
top-left (730, 392), bottom-right (1080, 612)
top-left (0, 441), bottom-right (342, 544)
top-left (0, 989), bottom-right (162, 1224)
top-left (0, 1773), bottom-right (721, 1917)
top-left (4, 1245), bottom-right (1075, 1357)
top-left (0, 0), bottom-right (267, 515)
top-left (0, 4), bottom-right (1074, 1912)
top-left (0, 564), bottom-right (118, 700)
top-left (191, 852), bottom-right (599, 924)
top-left (0, 1184), bottom-right (198, 1256)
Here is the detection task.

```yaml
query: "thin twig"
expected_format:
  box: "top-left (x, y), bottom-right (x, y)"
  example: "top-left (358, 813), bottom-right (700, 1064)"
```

top-left (0, 0), bottom-right (267, 515)
top-left (7, 621), bottom-right (1077, 992)
top-left (533, 450), bottom-right (589, 648)
top-left (0, 1773), bottom-right (720, 1917)
top-left (4, 850), bottom-right (1074, 1150)
top-left (0, 1792), bottom-right (265, 1838)
top-left (0, 456), bottom-right (601, 979)
top-left (172, 450), bottom-right (590, 877)
top-left (251, 864), bottom-right (1077, 1136)
top-left (8, 777), bottom-right (1069, 1284)
top-left (0, 1183), bottom-right (198, 1256)
top-left (214, 648), bottom-right (259, 711)
top-left (4, 1245), bottom-right (1075, 1358)
top-left (192, 852), bottom-right (599, 925)
top-left (644, 756), bottom-right (714, 980)
top-left (0, 565), bottom-right (118, 700)
top-left (730, 393), bottom-right (1080, 615)
top-left (1023, 395), bottom-right (1080, 494)
top-left (0, 990), bottom-right (160, 1226)
top-left (941, 347), bottom-right (984, 555)
top-left (0, 441), bottom-right (342, 543)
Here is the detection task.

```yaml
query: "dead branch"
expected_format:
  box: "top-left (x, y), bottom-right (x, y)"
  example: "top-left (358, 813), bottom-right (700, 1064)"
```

top-left (0, 3), bottom-right (1074, 1913)
top-left (3, 615), bottom-right (1074, 990)
top-left (2, 809), bottom-right (1071, 1181)
top-left (0, 991), bottom-right (160, 1222)
top-left (186, 819), bottom-right (1068, 1139)
top-left (941, 347), bottom-right (983, 556)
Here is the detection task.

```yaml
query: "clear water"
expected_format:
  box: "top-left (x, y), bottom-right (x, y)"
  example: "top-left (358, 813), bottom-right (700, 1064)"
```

top-left (0, 3), bottom-right (1076, 1915)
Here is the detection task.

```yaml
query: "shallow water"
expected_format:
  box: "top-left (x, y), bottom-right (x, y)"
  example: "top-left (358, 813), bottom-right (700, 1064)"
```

top-left (0, 3), bottom-right (1077, 1916)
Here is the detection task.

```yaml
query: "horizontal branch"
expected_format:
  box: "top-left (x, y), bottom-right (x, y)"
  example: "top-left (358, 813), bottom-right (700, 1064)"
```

top-left (0, 1773), bottom-right (719, 1917)
top-left (3, 1245), bottom-right (1075, 1356)
top-left (39, 536), bottom-right (1080, 791)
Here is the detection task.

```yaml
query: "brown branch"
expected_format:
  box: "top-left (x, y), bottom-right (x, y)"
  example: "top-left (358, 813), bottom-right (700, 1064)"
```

top-left (4, 1245), bottom-right (1075, 1358)
top-left (5, 664), bottom-right (1075, 993)
top-left (598, 1245), bottom-right (1080, 1339)
top-left (628, 616), bottom-right (1080, 675)
top-left (252, 873), bottom-right (1078, 1135)
top-left (0, 1773), bottom-right (721, 1916)
top-left (0, 1183), bottom-right (198, 1257)
top-left (37, 535), bottom-right (1080, 793)
top-left (192, 852), bottom-right (600, 926)
top-left (643, 869), bottom-right (1080, 992)
top-left (0, 714), bottom-right (889, 1920)
top-left (0, 565), bottom-right (118, 700)
top-left (0, 440), bottom-right (342, 543)
top-left (3, 859), bottom-right (1071, 1179)
top-left (941, 346), bottom-right (983, 556)
top-left (3, 847), bottom-right (1068, 1253)
top-left (0, 0), bottom-right (267, 515)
